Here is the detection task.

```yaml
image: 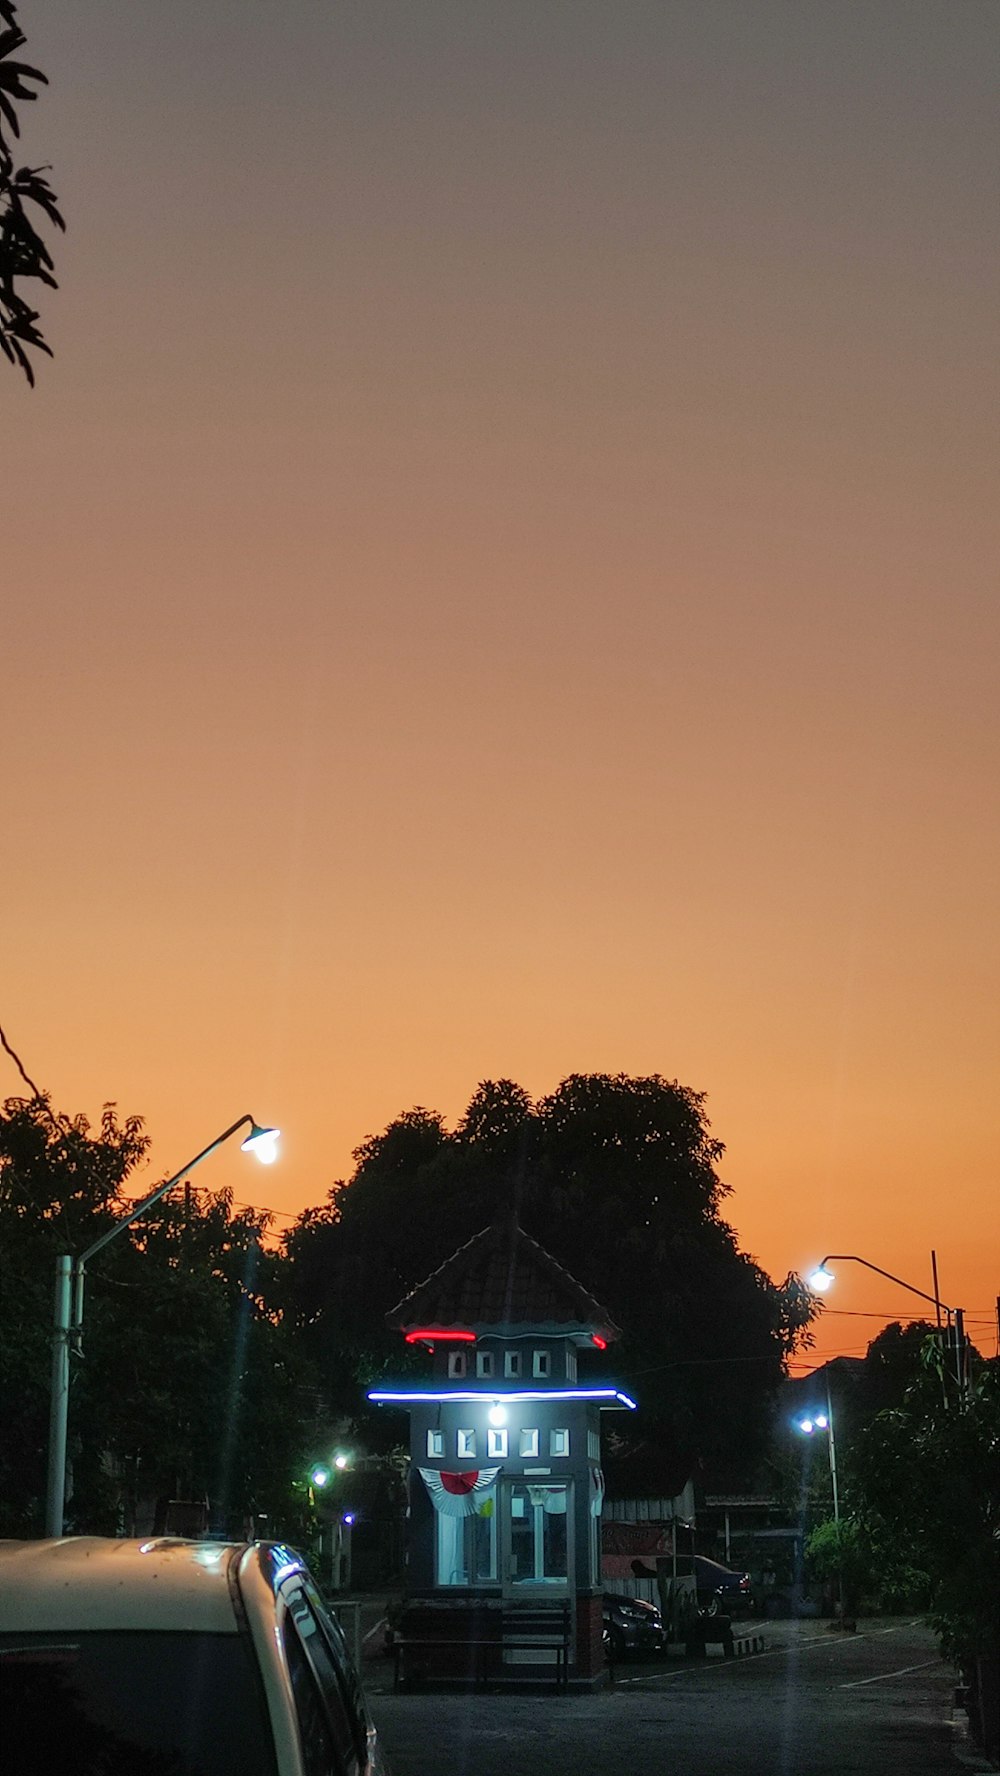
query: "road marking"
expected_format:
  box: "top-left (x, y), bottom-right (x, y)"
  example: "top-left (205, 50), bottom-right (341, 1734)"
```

top-left (839, 1659), bottom-right (941, 1689)
top-left (615, 1621), bottom-right (927, 1687)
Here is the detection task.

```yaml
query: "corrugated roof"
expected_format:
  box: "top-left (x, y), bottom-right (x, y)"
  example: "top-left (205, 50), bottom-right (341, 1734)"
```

top-left (386, 1215), bottom-right (620, 1343)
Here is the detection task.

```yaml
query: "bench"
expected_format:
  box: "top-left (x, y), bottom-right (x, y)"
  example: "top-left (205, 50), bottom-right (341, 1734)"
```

top-left (392, 1603), bottom-right (573, 1690)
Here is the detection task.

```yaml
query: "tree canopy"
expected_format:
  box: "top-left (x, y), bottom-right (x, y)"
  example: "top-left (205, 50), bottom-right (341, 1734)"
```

top-left (0, 1092), bottom-right (314, 1536)
top-left (1, 1), bottom-right (63, 383)
top-left (282, 1073), bottom-right (815, 1481)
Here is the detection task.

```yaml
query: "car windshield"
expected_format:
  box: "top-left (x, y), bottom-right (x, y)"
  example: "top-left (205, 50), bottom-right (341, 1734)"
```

top-left (0, 1631), bottom-right (278, 1776)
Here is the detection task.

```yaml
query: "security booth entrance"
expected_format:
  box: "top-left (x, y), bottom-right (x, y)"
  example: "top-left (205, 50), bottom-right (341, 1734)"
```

top-left (368, 1217), bottom-right (636, 1688)
top-left (504, 1480), bottom-right (571, 1593)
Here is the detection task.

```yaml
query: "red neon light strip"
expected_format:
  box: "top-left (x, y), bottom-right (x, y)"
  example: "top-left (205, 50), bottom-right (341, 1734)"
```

top-left (591, 1335), bottom-right (607, 1349)
top-left (404, 1328), bottom-right (475, 1344)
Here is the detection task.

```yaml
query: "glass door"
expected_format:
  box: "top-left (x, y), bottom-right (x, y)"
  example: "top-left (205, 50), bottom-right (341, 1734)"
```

top-left (501, 1480), bottom-right (572, 1593)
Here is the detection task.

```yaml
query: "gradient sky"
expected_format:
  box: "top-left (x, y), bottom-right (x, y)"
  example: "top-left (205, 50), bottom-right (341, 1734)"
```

top-left (5, 2), bottom-right (998, 1366)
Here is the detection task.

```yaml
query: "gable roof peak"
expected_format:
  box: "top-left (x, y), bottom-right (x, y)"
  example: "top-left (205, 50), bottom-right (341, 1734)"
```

top-left (386, 1215), bottom-right (620, 1344)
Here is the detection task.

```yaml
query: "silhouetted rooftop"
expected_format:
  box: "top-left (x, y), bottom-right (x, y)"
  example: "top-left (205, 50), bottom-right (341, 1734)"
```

top-left (386, 1215), bottom-right (621, 1344)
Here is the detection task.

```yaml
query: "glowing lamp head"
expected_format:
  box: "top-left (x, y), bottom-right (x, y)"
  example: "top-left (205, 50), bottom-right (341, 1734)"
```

top-left (808, 1265), bottom-right (834, 1294)
top-left (241, 1122), bottom-right (281, 1165)
top-left (310, 1465), bottom-right (331, 1489)
top-left (342, 1512), bottom-right (356, 1527)
top-left (334, 1454), bottom-right (350, 1471)
top-left (797, 1418), bottom-right (814, 1435)
top-left (488, 1402), bottom-right (508, 1427)
top-left (814, 1413), bottom-right (829, 1430)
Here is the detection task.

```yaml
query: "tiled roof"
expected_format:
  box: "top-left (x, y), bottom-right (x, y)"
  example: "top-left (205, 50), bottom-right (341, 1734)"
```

top-left (386, 1215), bottom-right (620, 1343)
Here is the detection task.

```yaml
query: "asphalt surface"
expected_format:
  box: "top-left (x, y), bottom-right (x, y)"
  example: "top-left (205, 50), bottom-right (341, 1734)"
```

top-left (361, 1617), bottom-right (993, 1776)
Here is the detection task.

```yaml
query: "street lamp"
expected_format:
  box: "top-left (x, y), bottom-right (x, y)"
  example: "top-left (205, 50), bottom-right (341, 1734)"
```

top-left (793, 1383), bottom-right (839, 1527)
top-left (45, 1113), bottom-right (280, 1538)
top-left (807, 1253), bottom-right (967, 1404)
top-left (794, 1379), bottom-right (842, 1621)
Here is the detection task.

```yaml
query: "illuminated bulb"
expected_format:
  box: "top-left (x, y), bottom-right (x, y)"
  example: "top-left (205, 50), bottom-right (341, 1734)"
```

top-left (488, 1402), bottom-right (508, 1427)
top-left (799, 1419), bottom-right (814, 1435)
top-left (808, 1266), bottom-right (834, 1293)
top-left (814, 1414), bottom-right (828, 1430)
top-left (334, 1454), bottom-right (349, 1470)
top-left (242, 1123), bottom-right (281, 1165)
top-left (310, 1465), bottom-right (331, 1488)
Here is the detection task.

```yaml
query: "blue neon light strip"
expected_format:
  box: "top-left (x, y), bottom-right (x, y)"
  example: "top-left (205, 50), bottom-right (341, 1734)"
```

top-left (367, 1386), bottom-right (637, 1410)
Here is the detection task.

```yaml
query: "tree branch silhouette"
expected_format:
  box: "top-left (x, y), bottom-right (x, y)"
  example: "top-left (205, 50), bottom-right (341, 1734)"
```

top-left (1, 1), bottom-right (64, 384)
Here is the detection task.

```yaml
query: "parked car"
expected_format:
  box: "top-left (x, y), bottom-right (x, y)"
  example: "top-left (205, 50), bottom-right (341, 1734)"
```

top-left (602, 1593), bottom-right (667, 1659)
top-left (0, 1537), bottom-right (386, 1776)
top-left (693, 1554), bottom-right (754, 1617)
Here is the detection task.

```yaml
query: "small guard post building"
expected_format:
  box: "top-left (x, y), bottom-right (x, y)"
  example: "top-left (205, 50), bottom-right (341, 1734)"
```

top-left (368, 1216), bottom-right (636, 1685)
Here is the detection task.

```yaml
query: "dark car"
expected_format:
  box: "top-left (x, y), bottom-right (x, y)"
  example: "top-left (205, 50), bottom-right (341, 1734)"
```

top-left (602, 1594), bottom-right (667, 1659)
top-left (693, 1555), bottom-right (754, 1617)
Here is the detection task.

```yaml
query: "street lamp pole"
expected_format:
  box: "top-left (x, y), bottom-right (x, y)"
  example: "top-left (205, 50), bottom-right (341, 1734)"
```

top-left (795, 1384), bottom-right (841, 1618)
top-left (44, 1114), bottom-right (279, 1539)
top-left (807, 1253), bottom-right (967, 1407)
top-left (825, 1376), bottom-right (839, 1528)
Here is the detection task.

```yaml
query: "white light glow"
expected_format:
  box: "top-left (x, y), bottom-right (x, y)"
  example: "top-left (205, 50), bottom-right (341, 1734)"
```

top-left (808, 1266), bottom-right (834, 1293)
top-left (242, 1124), bottom-right (280, 1165)
top-left (488, 1402), bottom-right (508, 1426)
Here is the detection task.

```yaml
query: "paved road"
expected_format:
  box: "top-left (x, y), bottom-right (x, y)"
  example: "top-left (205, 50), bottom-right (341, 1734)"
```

top-left (366, 1618), bottom-right (983, 1776)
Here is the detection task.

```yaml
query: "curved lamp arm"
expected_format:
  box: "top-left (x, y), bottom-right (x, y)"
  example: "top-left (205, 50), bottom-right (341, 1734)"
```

top-left (810, 1254), bottom-right (954, 1316)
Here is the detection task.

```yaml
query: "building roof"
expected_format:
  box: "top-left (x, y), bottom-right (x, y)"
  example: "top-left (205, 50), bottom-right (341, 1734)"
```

top-left (386, 1215), bottom-right (621, 1345)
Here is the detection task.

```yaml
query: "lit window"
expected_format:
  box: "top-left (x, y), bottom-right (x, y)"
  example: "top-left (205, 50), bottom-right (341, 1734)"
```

top-left (532, 1350), bottom-right (550, 1378)
top-left (549, 1428), bottom-right (569, 1457)
top-left (458, 1428), bottom-right (476, 1458)
top-left (448, 1351), bottom-right (467, 1378)
top-left (476, 1350), bottom-right (494, 1378)
top-left (427, 1430), bottom-right (444, 1458)
top-left (504, 1351), bottom-right (521, 1378)
top-left (519, 1428), bottom-right (539, 1458)
top-left (487, 1427), bottom-right (508, 1458)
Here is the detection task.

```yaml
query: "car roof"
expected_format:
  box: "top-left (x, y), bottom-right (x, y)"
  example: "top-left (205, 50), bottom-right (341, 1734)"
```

top-left (0, 1538), bottom-right (256, 1635)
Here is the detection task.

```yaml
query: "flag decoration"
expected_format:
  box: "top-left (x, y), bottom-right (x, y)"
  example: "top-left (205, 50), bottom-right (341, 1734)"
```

top-left (591, 1466), bottom-right (605, 1517)
top-left (418, 1466), bottom-right (501, 1517)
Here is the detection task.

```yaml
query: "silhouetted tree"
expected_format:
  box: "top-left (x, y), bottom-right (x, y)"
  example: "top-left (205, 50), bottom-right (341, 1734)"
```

top-left (283, 1073), bottom-right (816, 1479)
top-left (0, 1091), bottom-right (316, 1536)
top-left (1, 1), bottom-right (63, 384)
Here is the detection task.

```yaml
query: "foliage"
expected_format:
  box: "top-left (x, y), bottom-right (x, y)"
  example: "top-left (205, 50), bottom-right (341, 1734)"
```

top-left (0, 0), bottom-right (63, 384)
top-left (281, 1073), bottom-right (816, 1480)
top-left (849, 1360), bottom-right (1000, 1661)
top-left (0, 1093), bottom-right (317, 1537)
top-left (804, 1517), bottom-right (871, 1617)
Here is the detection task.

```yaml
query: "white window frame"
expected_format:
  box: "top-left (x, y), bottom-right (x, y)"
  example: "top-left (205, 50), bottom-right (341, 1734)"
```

top-left (457, 1428), bottom-right (476, 1459)
top-left (448, 1351), bottom-right (467, 1378)
top-left (476, 1350), bottom-right (494, 1378)
top-left (426, 1429), bottom-right (444, 1458)
top-left (518, 1427), bottom-right (539, 1458)
top-left (504, 1350), bottom-right (522, 1378)
top-left (532, 1350), bottom-right (550, 1378)
top-left (549, 1427), bottom-right (569, 1457)
top-left (487, 1427), bottom-right (508, 1459)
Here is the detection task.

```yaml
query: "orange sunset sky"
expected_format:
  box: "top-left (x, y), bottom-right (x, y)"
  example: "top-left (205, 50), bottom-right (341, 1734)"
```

top-left (4, 2), bottom-right (998, 1368)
